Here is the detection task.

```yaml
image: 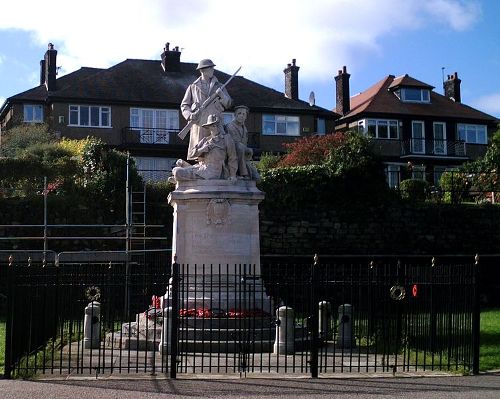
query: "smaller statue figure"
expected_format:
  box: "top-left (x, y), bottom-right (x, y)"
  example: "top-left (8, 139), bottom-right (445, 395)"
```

top-left (169, 114), bottom-right (238, 183)
top-left (224, 105), bottom-right (261, 181)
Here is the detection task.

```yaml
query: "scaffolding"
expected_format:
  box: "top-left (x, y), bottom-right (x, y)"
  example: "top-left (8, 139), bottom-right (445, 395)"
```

top-left (0, 155), bottom-right (169, 253)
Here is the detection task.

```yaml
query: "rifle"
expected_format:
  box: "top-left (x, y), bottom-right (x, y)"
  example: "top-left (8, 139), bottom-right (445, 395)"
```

top-left (178, 66), bottom-right (242, 140)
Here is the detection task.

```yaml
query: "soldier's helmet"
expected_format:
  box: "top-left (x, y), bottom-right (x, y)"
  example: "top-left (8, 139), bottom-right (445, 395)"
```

top-left (196, 59), bottom-right (216, 70)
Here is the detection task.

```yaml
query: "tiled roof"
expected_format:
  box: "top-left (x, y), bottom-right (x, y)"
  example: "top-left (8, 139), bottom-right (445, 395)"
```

top-left (343, 74), bottom-right (497, 122)
top-left (7, 59), bottom-right (335, 115)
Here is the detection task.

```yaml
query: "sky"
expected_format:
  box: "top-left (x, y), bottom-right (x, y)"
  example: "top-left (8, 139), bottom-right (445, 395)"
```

top-left (0, 0), bottom-right (499, 118)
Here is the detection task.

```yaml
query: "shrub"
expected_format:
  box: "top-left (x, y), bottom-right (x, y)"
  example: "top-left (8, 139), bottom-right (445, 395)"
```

top-left (399, 179), bottom-right (430, 201)
top-left (439, 170), bottom-right (470, 204)
top-left (256, 152), bottom-right (282, 172)
top-left (0, 123), bottom-right (55, 157)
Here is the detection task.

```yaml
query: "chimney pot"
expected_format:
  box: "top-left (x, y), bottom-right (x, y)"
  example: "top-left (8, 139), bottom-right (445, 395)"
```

top-left (161, 42), bottom-right (181, 72)
top-left (342, 65), bottom-right (347, 73)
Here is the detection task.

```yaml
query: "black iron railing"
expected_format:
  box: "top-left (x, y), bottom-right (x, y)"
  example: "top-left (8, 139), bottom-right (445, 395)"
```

top-left (121, 127), bottom-right (181, 146)
top-left (1, 252), bottom-right (484, 378)
top-left (400, 139), bottom-right (467, 157)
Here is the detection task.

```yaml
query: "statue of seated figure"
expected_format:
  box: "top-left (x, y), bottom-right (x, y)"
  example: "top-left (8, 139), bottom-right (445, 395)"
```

top-left (169, 114), bottom-right (238, 183)
top-left (224, 105), bottom-right (260, 182)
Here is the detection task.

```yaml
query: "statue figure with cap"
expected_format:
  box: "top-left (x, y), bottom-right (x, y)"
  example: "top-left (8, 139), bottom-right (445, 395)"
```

top-left (169, 114), bottom-right (238, 183)
top-left (181, 59), bottom-right (233, 161)
top-left (224, 105), bottom-right (261, 181)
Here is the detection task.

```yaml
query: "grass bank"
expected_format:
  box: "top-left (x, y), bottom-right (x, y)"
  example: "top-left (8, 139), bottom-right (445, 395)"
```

top-left (479, 308), bottom-right (500, 372)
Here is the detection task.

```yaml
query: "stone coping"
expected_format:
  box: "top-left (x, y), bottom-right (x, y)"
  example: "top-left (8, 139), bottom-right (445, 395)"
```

top-left (168, 179), bottom-right (265, 203)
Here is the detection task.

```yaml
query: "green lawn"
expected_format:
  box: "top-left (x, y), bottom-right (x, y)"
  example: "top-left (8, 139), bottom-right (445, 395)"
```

top-left (479, 308), bottom-right (500, 372)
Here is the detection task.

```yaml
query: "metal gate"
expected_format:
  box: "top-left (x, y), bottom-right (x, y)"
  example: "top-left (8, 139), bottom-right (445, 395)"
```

top-left (2, 252), bottom-right (480, 378)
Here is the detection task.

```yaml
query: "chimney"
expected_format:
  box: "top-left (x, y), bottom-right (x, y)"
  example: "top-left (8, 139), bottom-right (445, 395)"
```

top-left (284, 59), bottom-right (299, 100)
top-left (335, 66), bottom-right (350, 116)
top-left (161, 42), bottom-right (181, 72)
top-left (44, 43), bottom-right (57, 91)
top-left (444, 72), bottom-right (461, 103)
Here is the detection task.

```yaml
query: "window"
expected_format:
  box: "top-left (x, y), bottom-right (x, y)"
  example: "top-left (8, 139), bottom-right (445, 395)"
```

top-left (263, 115), bottom-right (299, 136)
top-left (412, 165), bottom-right (426, 181)
top-left (399, 88), bottom-right (430, 103)
top-left (385, 164), bottom-right (401, 189)
top-left (457, 124), bottom-right (487, 144)
top-left (411, 121), bottom-right (425, 154)
top-left (133, 156), bottom-right (177, 182)
top-left (433, 122), bottom-right (447, 155)
top-left (69, 105), bottom-right (111, 127)
top-left (23, 104), bottom-right (43, 122)
top-left (130, 108), bottom-right (179, 144)
top-left (316, 118), bottom-right (326, 135)
top-left (364, 119), bottom-right (399, 139)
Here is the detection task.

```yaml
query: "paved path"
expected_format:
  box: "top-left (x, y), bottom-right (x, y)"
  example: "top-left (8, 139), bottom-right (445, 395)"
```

top-left (1, 372), bottom-right (500, 398)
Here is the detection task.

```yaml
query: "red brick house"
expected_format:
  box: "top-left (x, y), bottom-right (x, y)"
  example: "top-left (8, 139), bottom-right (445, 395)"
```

top-left (334, 66), bottom-right (499, 187)
top-left (0, 43), bottom-right (338, 181)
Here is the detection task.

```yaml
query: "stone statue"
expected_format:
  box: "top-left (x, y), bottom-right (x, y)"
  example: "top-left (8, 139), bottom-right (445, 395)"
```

top-left (180, 59), bottom-right (232, 160)
top-left (224, 105), bottom-right (261, 181)
top-left (169, 114), bottom-right (238, 182)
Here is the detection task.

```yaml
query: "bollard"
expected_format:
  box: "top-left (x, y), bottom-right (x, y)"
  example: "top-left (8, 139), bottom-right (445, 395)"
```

top-left (273, 306), bottom-right (295, 354)
top-left (159, 306), bottom-right (173, 354)
top-left (83, 301), bottom-right (101, 349)
top-left (318, 301), bottom-right (332, 340)
top-left (336, 303), bottom-right (355, 348)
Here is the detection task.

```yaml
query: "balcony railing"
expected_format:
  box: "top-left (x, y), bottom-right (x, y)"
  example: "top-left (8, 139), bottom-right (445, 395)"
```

top-left (122, 127), bottom-right (182, 146)
top-left (400, 139), bottom-right (466, 157)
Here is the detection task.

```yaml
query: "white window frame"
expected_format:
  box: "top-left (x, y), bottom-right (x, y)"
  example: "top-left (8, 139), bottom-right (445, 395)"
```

top-left (411, 121), bottom-right (426, 154)
top-left (412, 165), bottom-right (426, 181)
top-left (385, 164), bottom-right (401, 189)
top-left (130, 108), bottom-right (179, 144)
top-left (262, 114), bottom-right (300, 136)
top-left (433, 122), bottom-right (447, 155)
top-left (69, 105), bottom-right (111, 128)
top-left (363, 119), bottom-right (399, 139)
top-left (23, 104), bottom-right (44, 123)
top-left (133, 156), bottom-right (176, 182)
top-left (400, 88), bottom-right (430, 103)
top-left (457, 123), bottom-right (487, 144)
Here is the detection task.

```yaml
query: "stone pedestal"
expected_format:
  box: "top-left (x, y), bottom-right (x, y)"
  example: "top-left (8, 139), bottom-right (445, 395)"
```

top-left (168, 179), bottom-right (264, 272)
top-left (166, 179), bottom-right (269, 313)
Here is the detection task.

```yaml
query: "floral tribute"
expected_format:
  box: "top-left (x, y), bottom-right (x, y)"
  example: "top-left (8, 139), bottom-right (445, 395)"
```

top-left (146, 295), bottom-right (271, 320)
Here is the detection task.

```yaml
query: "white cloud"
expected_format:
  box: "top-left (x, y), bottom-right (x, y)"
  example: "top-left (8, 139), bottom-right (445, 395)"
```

top-left (0, 96), bottom-right (5, 107)
top-left (422, 0), bottom-right (481, 31)
top-left (0, 0), bottom-right (483, 89)
top-left (472, 93), bottom-right (500, 115)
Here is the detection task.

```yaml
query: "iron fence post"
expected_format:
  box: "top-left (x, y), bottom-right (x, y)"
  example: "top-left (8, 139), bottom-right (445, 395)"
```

top-left (310, 254), bottom-right (319, 378)
top-left (472, 254), bottom-right (480, 375)
top-left (170, 261), bottom-right (179, 379)
top-left (4, 255), bottom-right (14, 379)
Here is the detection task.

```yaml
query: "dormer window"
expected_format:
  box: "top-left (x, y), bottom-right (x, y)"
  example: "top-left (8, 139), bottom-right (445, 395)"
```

top-left (398, 88), bottom-right (430, 103)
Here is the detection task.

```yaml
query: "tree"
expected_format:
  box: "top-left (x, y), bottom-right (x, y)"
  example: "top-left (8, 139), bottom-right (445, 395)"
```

top-left (0, 123), bottom-right (56, 157)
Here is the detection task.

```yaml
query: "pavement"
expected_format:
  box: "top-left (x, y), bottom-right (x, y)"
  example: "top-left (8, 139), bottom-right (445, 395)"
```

top-left (1, 371), bottom-right (500, 398)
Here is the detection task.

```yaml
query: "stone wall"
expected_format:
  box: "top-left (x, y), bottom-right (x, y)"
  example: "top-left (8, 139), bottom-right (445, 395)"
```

top-left (260, 203), bottom-right (500, 255)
